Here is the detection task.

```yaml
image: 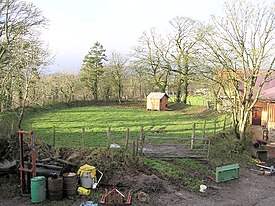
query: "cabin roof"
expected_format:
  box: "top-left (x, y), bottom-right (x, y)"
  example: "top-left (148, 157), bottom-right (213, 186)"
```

top-left (147, 92), bottom-right (169, 99)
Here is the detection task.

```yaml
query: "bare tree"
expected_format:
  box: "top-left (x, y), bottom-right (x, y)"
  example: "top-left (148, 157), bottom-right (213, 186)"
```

top-left (0, 0), bottom-right (47, 113)
top-left (132, 28), bottom-right (171, 93)
top-left (13, 36), bottom-right (50, 128)
top-left (168, 17), bottom-right (204, 104)
top-left (108, 51), bottom-right (128, 103)
top-left (201, 0), bottom-right (275, 142)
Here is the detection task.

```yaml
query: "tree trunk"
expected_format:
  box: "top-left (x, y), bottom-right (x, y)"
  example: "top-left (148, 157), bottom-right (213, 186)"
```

top-left (93, 78), bottom-right (98, 101)
top-left (182, 57), bottom-right (189, 104)
top-left (176, 73), bottom-right (182, 103)
top-left (118, 82), bottom-right (122, 103)
top-left (238, 106), bottom-right (250, 145)
top-left (182, 74), bottom-right (188, 104)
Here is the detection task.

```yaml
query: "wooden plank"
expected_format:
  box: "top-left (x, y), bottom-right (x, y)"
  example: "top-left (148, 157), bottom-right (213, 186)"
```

top-left (143, 135), bottom-right (210, 159)
top-left (143, 151), bottom-right (209, 155)
top-left (146, 155), bottom-right (207, 159)
top-left (145, 136), bottom-right (210, 141)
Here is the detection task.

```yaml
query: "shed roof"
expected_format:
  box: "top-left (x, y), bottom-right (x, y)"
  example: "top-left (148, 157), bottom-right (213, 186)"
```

top-left (252, 77), bottom-right (275, 101)
top-left (147, 92), bottom-right (169, 99)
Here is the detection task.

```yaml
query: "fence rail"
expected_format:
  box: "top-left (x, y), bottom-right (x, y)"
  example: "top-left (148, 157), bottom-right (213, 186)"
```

top-left (28, 116), bottom-right (228, 150)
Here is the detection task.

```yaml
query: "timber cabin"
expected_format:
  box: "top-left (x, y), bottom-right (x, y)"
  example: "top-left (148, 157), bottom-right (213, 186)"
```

top-left (146, 92), bottom-right (169, 111)
top-left (251, 78), bottom-right (275, 140)
top-left (215, 70), bottom-right (275, 141)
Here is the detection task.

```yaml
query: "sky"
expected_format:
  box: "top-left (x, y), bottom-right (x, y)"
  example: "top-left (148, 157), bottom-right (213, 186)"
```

top-left (28, 0), bottom-right (224, 74)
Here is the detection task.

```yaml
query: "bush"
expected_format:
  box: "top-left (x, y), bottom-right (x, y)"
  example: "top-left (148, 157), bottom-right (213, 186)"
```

top-left (209, 131), bottom-right (252, 166)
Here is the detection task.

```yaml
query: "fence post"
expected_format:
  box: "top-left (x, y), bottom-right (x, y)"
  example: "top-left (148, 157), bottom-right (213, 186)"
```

top-left (107, 127), bottom-right (111, 148)
top-left (214, 119), bottom-right (217, 135)
top-left (82, 127), bottom-right (86, 147)
top-left (139, 126), bottom-right (144, 155)
top-left (125, 128), bottom-right (129, 150)
top-left (207, 140), bottom-right (211, 159)
top-left (132, 140), bottom-right (136, 158)
top-left (136, 136), bottom-right (139, 157)
top-left (191, 123), bottom-right (196, 150)
top-left (223, 116), bottom-right (227, 131)
top-left (53, 126), bottom-right (56, 147)
top-left (202, 120), bottom-right (206, 138)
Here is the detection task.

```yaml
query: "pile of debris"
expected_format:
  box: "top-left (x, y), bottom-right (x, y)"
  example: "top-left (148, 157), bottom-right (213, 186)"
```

top-left (0, 131), bottom-right (138, 205)
top-left (0, 137), bottom-right (19, 161)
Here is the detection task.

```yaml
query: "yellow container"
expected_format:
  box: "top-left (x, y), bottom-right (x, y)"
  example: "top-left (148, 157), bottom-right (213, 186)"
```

top-left (77, 164), bottom-right (97, 188)
top-left (77, 164), bottom-right (96, 178)
top-left (77, 186), bottom-right (91, 196)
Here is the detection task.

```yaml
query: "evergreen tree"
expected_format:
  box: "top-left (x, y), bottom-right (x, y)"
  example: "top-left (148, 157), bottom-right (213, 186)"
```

top-left (81, 42), bottom-right (107, 101)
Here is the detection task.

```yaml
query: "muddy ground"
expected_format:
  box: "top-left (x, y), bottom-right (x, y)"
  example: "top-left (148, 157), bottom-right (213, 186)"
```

top-left (1, 166), bottom-right (275, 206)
top-left (1, 136), bottom-right (275, 206)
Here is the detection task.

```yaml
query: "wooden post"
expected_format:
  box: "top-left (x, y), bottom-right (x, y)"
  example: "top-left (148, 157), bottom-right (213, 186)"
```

top-left (207, 140), bottom-right (211, 159)
top-left (82, 127), bottom-right (86, 147)
top-left (191, 123), bottom-right (196, 150)
top-left (125, 128), bottom-right (129, 150)
top-left (223, 116), bottom-right (227, 131)
top-left (139, 126), bottom-right (144, 155)
top-left (132, 140), bottom-right (136, 158)
top-left (214, 119), bottom-right (217, 135)
top-left (107, 127), bottom-right (111, 148)
top-left (202, 120), bottom-right (206, 138)
top-left (136, 136), bottom-right (139, 156)
top-left (53, 126), bottom-right (56, 147)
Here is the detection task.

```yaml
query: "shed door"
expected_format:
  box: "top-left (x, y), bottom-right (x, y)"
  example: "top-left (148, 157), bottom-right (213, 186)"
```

top-left (252, 108), bottom-right (262, 125)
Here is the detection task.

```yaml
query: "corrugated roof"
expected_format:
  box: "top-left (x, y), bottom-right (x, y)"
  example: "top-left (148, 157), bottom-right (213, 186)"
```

top-left (239, 72), bottom-right (275, 101)
top-left (260, 85), bottom-right (275, 100)
top-left (147, 92), bottom-right (168, 99)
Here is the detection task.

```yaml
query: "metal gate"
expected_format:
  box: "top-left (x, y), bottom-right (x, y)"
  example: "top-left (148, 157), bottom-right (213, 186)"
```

top-left (142, 136), bottom-right (210, 159)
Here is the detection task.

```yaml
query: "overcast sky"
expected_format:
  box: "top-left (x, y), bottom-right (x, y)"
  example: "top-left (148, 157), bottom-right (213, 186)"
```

top-left (29, 0), bottom-right (224, 73)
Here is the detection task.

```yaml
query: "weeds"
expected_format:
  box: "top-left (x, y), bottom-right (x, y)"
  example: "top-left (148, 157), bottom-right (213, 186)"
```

top-left (209, 131), bottom-right (252, 166)
top-left (143, 158), bottom-right (203, 192)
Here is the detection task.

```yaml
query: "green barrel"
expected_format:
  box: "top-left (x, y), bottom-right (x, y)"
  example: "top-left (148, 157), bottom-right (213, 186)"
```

top-left (31, 176), bottom-right (46, 203)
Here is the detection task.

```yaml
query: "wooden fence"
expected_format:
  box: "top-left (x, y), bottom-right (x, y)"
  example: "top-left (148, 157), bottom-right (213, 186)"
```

top-left (30, 116), bottom-right (228, 150)
top-left (142, 136), bottom-right (210, 159)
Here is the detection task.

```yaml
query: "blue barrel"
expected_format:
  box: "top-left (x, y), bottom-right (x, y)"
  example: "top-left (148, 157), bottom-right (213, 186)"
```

top-left (31, 176), bottom-right (46, 203)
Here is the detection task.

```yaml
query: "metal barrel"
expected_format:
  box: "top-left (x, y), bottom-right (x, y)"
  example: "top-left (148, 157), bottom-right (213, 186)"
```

top-left (63, 172), bottom-right (77, 197)
top-left (48, 176), bottom-right (63, 200)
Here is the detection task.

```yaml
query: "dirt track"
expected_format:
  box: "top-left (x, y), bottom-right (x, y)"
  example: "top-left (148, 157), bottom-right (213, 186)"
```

top-left (149, 167), bottom-right (275, 206)
top-left (1, 167), bottom-right (275, 206)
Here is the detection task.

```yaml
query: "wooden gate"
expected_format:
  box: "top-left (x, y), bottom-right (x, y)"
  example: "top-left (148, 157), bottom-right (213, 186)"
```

top-left (142, 136), bottom-right (210, 159)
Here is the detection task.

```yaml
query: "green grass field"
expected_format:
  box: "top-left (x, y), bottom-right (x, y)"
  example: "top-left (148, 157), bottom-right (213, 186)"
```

top-left (169, 95), bottom-right (206, 106)
top-left (21, 102), bottom-right (229, 148)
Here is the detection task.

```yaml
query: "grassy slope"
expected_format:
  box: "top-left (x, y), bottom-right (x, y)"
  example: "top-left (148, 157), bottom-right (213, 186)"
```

top-left (20, 99), bottom-right (246, 193)
top-left (22, 102), bottom-right (229, 148)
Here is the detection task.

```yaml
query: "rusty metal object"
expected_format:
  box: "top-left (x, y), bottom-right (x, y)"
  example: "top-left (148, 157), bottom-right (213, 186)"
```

top-left (100, 187), bottom-right (132, 205)
top-left (18, 130), bottom-right (36, 194)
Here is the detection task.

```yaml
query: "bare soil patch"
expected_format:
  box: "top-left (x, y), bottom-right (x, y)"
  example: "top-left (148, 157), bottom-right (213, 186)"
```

top-left (2, 166), bottom-right (275, 206)
top-left (1, 137), bottom-right (275, 206)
